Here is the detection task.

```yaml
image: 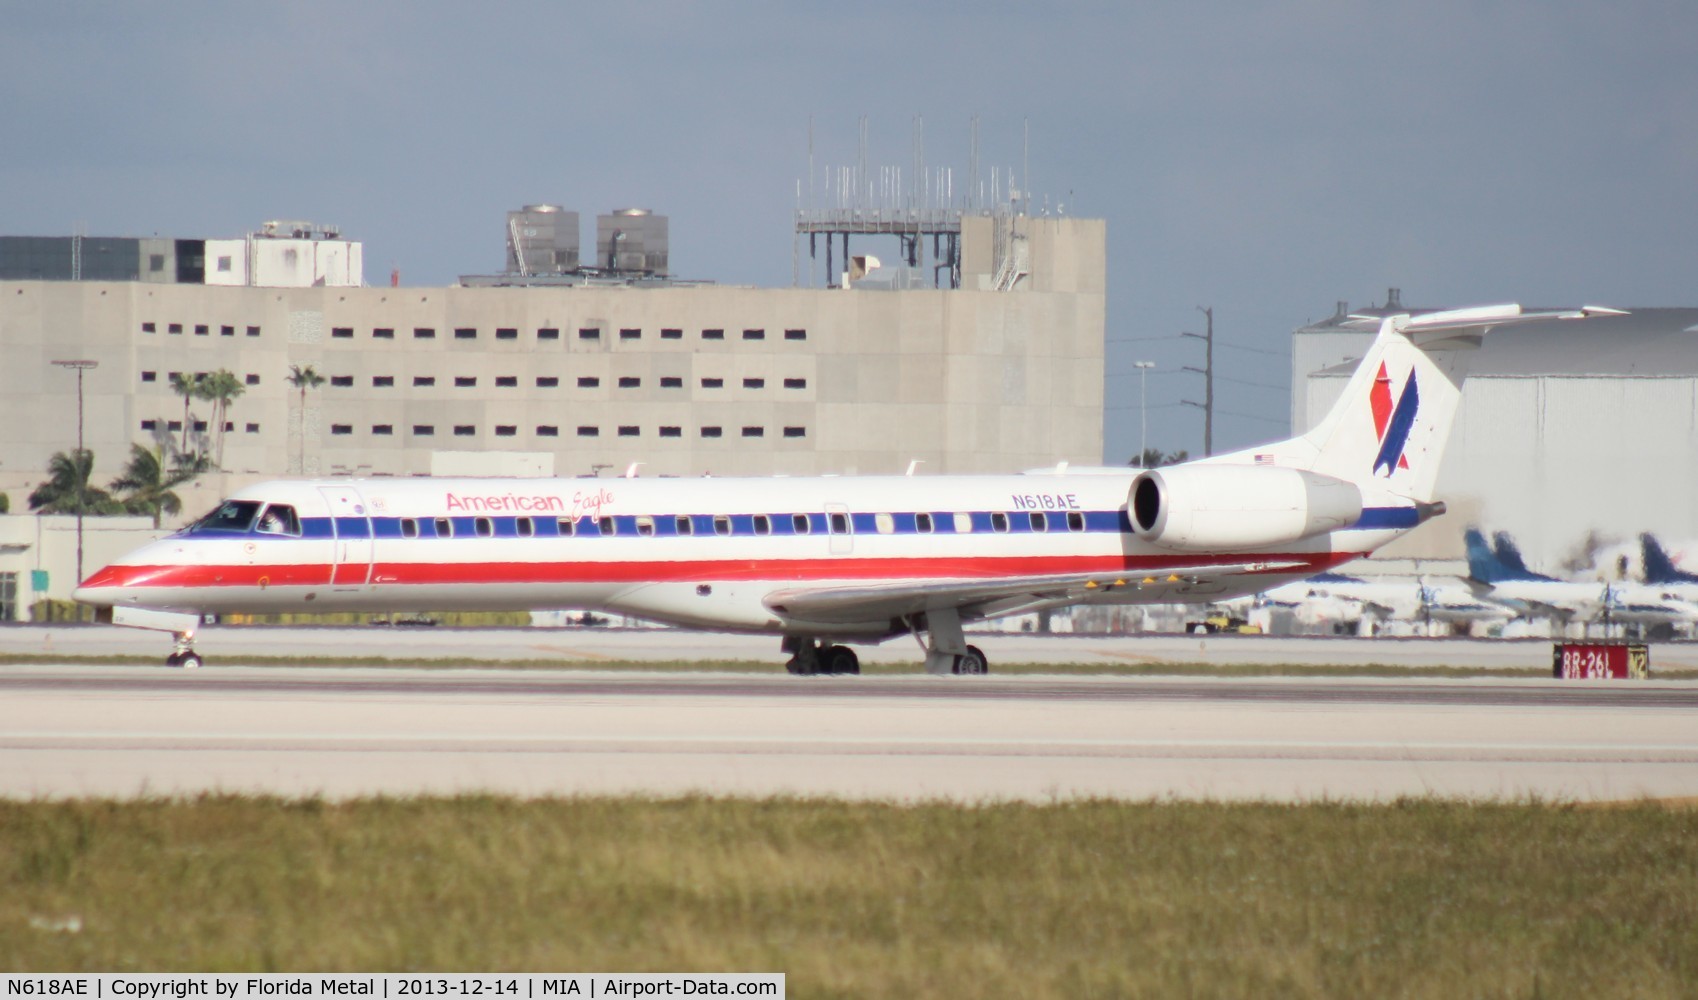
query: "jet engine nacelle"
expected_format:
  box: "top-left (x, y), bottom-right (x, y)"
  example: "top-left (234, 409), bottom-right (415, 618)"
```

top-left (1130, 465), bottom-right (1364, 551)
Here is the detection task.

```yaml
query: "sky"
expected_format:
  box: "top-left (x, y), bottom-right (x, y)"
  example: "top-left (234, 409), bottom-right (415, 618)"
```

top-left (5, 1), bottom-right (1697, 465)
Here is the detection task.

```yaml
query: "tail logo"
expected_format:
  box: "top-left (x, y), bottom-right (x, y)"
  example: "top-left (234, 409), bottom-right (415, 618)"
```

top-left (1369, 362), bottom-right (1420, 477)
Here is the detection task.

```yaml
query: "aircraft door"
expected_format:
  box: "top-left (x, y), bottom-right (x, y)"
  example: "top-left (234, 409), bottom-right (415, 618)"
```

top-left (825, 502), bottom-right (854, 556)
top-left (318, 486), bottom-right (374, 589)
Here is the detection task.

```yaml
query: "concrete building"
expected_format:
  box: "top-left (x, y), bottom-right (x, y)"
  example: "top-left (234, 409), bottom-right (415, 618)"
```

top-left (0, 212), bottom-right (1105, 618)
top-left (1295, 293), bottom-right (1698, 570)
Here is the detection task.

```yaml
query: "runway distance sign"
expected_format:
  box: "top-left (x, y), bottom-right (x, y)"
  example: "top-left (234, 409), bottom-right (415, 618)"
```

top-left (1552, 643), bottom-right (1649, 680)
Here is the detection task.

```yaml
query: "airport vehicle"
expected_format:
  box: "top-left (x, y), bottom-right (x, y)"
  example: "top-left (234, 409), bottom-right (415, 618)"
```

top-left (1185, 611), bottom-right (1263, 635)
top-left (74, 304), bottom-right (1621, 672)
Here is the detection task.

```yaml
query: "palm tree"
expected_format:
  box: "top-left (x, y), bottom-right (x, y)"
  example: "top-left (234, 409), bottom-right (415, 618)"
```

top-left (28, 449), bottom-right (118, 515)
top-left (286, 364), bottom-right (326, 475)
top-left (168, 372), bottom-right (201, 459)
top-left (110, 443), bottom-right (191, 528)
top-left (201, 369), bottom-right (246, 469)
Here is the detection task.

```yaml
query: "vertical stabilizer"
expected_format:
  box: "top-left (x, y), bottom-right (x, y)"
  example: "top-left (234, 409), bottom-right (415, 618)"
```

top-left (1642, 534), bottom-right (1698, 584)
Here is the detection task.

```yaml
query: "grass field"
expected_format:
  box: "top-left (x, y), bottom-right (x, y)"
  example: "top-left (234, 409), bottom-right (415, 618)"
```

top-left (4, 796), bottom-right (1696, 996)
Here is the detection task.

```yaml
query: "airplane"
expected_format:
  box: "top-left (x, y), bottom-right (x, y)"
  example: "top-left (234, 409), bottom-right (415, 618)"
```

top-left (1640, 533), bottom-right (1698, 602)
top-left (1466, 528), bottom-right (1696, 632)
top-left (74, 303), bottom-right (1624, 673)
top-left (1258, 571), bottom-right (1514, 634)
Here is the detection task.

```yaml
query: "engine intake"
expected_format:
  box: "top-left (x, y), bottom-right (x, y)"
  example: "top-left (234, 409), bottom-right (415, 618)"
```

top-left (1130, 465), bottom-right (1364, 551)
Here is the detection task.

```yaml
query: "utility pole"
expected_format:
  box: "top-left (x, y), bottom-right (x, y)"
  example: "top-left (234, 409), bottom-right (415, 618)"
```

top-left (1134, 361), bottom-right (1155, 463)
top-left (1181, 305), bottom-right (1214, 456)
top-left (51, 359), bottom-right (99, 585)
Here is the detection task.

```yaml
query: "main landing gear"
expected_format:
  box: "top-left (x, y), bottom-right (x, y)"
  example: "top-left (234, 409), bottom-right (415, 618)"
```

top-left (782, 637), bottom-right (860, 675)
top-left (911, 608), bottom-right (990, 675)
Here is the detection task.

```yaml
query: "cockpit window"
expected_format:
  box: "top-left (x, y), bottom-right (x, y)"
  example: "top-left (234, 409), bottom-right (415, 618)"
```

top-left (255, 504), bottom-right (301, 537)
top-left (186, 500), bottom-right (262, 534)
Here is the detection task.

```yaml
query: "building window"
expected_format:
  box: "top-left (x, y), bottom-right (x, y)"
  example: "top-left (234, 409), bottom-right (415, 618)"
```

top-left (455, 376), bottom-right (477, 387)
top-left (700, 377), bottom-right (723, 389)
top-left (741, 426), bottom-right (765, 438)
top-left (783, 426), bottom-right (806, 438)
top-left (331, 424), bottom-right (353, 435)
top-left (538, 327), bottom-right (560, 340)
top-left (536, 376), bottom-right (559, 388)
top-left (373, 376), bottom-right (394, 387)
top-left (150, 255), bottom-right (166, 272)
top-left (620, 328), bottom-right (641, 340)
top-left (743, 328), bottom-right (765, 340)
top-left (454, 328), bottom-right (477, 339)
top-left (578, 426), bottom-right (600, 437)
top-left (660, 376), bottom-right (683, 388)
top-left (167, 420), bottom-right (182, 432)
top-left (168, 323), bottom-right (182, 334)
top-left (496, 327), bottom-right (518, 340)
top-left (331, 376), bottom-right (354, 387)
top-left (661, 328), bottom-right (683, 340)
top-left (142, 322), bottom-right (156, 333)
top-left (785, 328), bottom-right (807, 341)
top-left (245, 422), bottom-right (260, 433)
top-left (374, 327), bottom-right (396, 339)
top-left (537, 425), bottom-right (559, 437)
top-left (495, 425), bottom-right (517, 437)
top-left (578, 376), bottom-right (600, 388)
top-left (743, 378), bottom-right (765, 389)
top-left (496, 376), bottom-right (518, 387)
top-left (618, 425), bottom-right (639, 437)
top-left (618, 377), bottom-right (641, 388)
top-left (412, 327), bottom-right (433, 339)
top-left (659, 426), bottom-right (682, 438)
top-left (332, 327), bottom-right (354, 339)
top-left (246, 326), bottom-right (261, 337)
top-left (222, 421), bottom-right (234, 433)
top-left (784, 378), bottom-right (807, 389)
top-left (414, 376), bottom-right (436, 387)
top-left (141, 371), bottom-right (157, 383)
top-left (454, 425), bottom-right (475, 436)
top-left (140, 420), bottom-right (157, 431)
top-left (216, 257), bottom-right (233, 273)
top-left (414, 425), bottom-right (435, 436)
top-left (245, 374), bottom-right (260, 385)
top-left (700, 426), bottom-right (722, 438)
top-left (372, 424), bottom-right (394, 436)
top-left (220, 325), bottom-right (234, 336)
top-left (702, 328), bottom-right (724, 340)
top-left (579, 327), bottom-right (601, 340)
top-left (194, 324), bottom-right (209, 335)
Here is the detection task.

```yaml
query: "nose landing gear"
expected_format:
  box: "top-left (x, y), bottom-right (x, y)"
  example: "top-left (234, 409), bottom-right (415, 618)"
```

top-left (165, 631), bottom-right (203, 669)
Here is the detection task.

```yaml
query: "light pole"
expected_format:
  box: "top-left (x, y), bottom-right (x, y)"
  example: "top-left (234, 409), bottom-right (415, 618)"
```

top-left (1134, 361), bottom-right (1155, 464)
top-left (51, 359), bottom-right (99, 585)
top-left (1181, 305), bottom-right (1214, 456)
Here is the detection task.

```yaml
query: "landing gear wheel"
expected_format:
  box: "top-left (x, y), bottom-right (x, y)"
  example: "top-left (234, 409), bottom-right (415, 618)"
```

top-left (783, 637), bottom-right (820, 676)
top-left (165, 651), bottom-right (203, 669)
top-left (823, 645), bottom-right (860, 675)
top-left (953, 645), bottom-right (988, 675)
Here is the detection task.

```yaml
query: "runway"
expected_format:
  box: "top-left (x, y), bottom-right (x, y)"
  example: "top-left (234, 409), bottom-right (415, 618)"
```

top-left (4, 665), bottom-right (1696, 803)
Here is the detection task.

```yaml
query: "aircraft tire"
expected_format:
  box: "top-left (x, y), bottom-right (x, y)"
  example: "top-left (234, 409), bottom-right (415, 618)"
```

top-left (167, 651), bottom-right (203, 670)
top-left (953, 646), bottom-right (988, 675)
top-left (824, 645), bottom-right (860, 675)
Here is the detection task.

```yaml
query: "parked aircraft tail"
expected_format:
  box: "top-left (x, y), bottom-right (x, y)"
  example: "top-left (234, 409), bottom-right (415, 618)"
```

top-left (1466, 527), bottom-right (1555, 583)
top-left (1641, 533), bottom-right (1698, 584)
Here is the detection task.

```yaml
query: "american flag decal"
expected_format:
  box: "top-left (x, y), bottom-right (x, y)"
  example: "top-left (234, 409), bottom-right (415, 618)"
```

top-left (1254, 454), bottom-right (1275, 466)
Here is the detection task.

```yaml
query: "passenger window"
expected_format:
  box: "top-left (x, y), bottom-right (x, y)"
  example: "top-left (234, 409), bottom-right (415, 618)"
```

top-left (875, 513), bottom-right (895, 534)
top-left (636, 516), bottom-right (655, 537)
top-left (992, 512), bottom-right (1009, 533)
top-left (255, 504), bottom-right (301, 536)
top-left (516, 517), bottom-right (534, 537)
top-left (434, 517), bottom-right (452, 538)
top-left (916, 513), bottom-right (933, 533)
top-left (598, 516), bottom-right (617, 536)
top-left (475, 517), bottom-right (493, 537)
top-left (753, 515), bottom-right (770, 535)
top-left (1028, 512), bottom-right (1046, 532)
top-left (1067, 512), bottom-right (1085, 532)
top-left (792, 513), bottom-right (811, 534)
top-left (676, 516), bottom-right (693, 535)
top-left (953, 513), bottom-right (973, 533)
top-left (714, 515), bottom-right (731, 536)
top-left (400, 518), bottom-right (418, 539)
top-left (557, 517), bottom-right (575, 537)
top-left (829, 512), bottom-right (849, 534)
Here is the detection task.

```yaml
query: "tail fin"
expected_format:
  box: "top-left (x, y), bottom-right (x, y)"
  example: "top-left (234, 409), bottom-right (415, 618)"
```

top-left (1641, 533), bottom-right (1698, 584)
top-left (1490, 531), bottom-right (1552, 580)
top-left (1465, 528), bottom-right (1513, 583)
top-left (1212, 304), bottom-right (1626, 502)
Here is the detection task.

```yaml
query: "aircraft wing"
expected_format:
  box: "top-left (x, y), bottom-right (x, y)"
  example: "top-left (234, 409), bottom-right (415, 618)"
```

top-left (763, 560), bottom-right (1309, 625)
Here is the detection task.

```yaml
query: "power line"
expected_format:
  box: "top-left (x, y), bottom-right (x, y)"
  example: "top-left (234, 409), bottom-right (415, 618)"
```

top-left (1214, 340), bottom-right (1289, 358)
top-left (1211, 373), bottom-right (1289, 392)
